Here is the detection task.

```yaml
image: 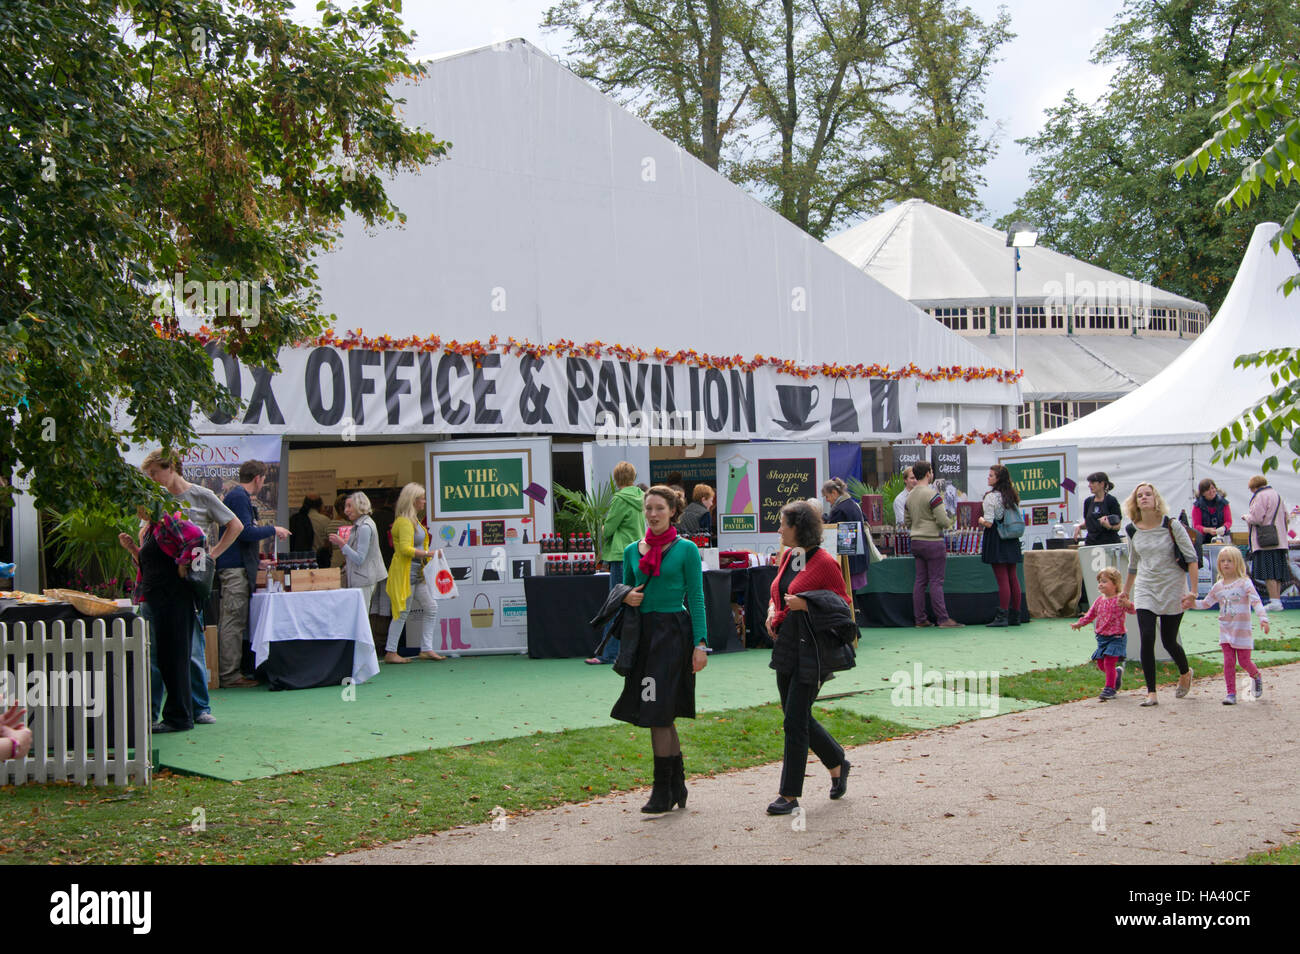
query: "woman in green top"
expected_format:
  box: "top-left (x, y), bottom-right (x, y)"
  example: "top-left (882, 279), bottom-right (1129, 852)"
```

top-left (610, 485), bottom-right (709, 814)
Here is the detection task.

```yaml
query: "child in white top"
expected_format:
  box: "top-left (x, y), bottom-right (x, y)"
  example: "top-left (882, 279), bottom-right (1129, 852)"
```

top-left (1184, 548), bottom-right (1269, 704)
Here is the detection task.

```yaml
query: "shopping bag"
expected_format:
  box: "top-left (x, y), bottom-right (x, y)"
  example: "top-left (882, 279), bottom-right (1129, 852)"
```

top-left (470, 592), bottom-right (495, 628)
top-left (426, 549), bottom-right (459, 599)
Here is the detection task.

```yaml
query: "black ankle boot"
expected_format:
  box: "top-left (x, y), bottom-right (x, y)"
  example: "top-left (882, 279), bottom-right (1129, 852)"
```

top-left (1007, 608), bottom-right (1020, 626)
top-left (642, 756), bottom-right (675, 814)
top-left (986, 609), bottom-right (1009, 628)
top-left (670, 754), bottom-right (687, 809)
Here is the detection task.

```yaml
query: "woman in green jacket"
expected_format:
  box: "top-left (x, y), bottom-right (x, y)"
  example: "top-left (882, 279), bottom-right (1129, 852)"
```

top-left (610, 485), bottom-right (709, 813)
top-left (586, 462), bottom-right (646, 664)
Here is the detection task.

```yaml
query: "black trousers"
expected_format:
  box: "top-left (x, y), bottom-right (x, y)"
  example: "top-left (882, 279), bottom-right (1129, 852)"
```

top-left (147, 592), bottom-right (196, 729)
top-left (776, 671), bottom-right (844, 798)
top-left (1136, 609), bottom-right (1190, 693)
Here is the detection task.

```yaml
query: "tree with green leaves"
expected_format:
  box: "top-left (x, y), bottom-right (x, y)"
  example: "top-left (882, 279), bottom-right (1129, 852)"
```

top-left (544, 0), bottom-right (1011, 238)
top-left (998, 0), bottom-right (1300, 313)
top-left (0, 0), bottom-right (447, 514)
top-left (1176, 59), bottom-right (1300, 473)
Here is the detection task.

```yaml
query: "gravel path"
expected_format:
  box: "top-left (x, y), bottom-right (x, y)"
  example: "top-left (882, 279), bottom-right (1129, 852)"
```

top-left (317, 663), bottom-right (1300, 865)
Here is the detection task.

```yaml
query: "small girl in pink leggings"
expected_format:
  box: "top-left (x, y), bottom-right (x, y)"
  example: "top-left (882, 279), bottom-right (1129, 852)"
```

top-left (1186, 548), bottom-right (1269, 704)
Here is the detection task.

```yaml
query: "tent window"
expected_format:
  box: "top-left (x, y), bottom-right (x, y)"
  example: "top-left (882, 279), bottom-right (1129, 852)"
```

top-left (1017, 404), bottom-right (1033, 432)
top-left (1085, 307), bottom-right (1118, 331)
top-left (931, 307), bottom-right (969, 331)
top-left (995, 305), bottom-right (1038, 330)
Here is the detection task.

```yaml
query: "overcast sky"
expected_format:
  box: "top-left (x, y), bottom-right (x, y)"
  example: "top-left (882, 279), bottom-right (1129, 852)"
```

top-left (292, 0), bottom-right (1129, 226)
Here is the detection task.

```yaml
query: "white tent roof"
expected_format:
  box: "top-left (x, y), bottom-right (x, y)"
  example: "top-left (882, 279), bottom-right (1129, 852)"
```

top-left (826, 199), bottom-right (1207, 312)
top-left (1022, 224), bottom-right (1300, 513)
top-left (1025, 223), bottom-right (1299, 449)
top-left (311, 41), bottom-right (1018, 408)
top-left (967, 334), bottom-right (1194, 402)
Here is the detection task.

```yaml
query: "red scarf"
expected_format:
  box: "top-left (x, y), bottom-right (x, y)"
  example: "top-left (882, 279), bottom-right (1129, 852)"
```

top-left (638, 526), bottom-right (679, 578)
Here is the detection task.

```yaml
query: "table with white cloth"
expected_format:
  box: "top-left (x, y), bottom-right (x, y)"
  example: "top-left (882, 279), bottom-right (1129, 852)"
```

top-left (249, 590), bottom-right (380, 689)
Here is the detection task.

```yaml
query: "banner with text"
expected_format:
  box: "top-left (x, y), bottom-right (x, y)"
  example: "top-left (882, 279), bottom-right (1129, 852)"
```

top-left (198, 344), bottom-right (916, 441)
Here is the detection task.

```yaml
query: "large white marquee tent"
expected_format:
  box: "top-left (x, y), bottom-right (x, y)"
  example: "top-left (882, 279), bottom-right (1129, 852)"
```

top-left (1023, 223), bottom-right (1300, 513)
top-left (303, 39), bottom-right (1020, 434)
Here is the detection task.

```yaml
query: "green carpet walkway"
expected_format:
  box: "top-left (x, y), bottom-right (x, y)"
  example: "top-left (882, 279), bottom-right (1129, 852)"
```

top-left (154, 611), bottom-right (1277, 781)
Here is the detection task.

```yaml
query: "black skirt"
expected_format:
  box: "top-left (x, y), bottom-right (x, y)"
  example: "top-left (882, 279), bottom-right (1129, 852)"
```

top-left (610, 611), bottom-right (695, 727)
top-left (1252, 548), bottom-right (1291, 582)
top-left (981, 526), bottom-right (1022, 565)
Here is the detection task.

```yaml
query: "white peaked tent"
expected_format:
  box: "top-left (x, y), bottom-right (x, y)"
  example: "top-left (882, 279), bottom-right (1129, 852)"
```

top-left (826, 199), bottom-right (1206, 312)
top-left (1023, 223), bottom-right (1300, 511)
top-left (310, 40), bottom-right (1019, 427)
top-left (825, 199), bottom-right (1208, 405)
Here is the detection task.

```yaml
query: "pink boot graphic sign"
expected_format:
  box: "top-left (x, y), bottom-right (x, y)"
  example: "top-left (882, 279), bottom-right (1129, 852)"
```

top-left (440, 617), bottom-right (472, 652)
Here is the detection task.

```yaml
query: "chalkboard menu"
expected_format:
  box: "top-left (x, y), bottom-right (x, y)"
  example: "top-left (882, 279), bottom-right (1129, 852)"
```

top-left (891, 445), bottom-right (928, 476)
top-left (481, 520), bottom-right (506, 545)
top-left (758, 457), bottom-right (817, 532)
top-left (930, 445), bottom-right (967, 494)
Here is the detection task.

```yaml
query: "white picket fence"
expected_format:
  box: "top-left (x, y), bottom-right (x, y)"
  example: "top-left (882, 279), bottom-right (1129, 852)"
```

top-left (1, 615), bottom-right (152, 786)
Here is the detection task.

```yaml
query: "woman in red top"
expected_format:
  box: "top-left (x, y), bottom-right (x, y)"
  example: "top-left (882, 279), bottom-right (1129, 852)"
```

top-left (1191, 479), bottom-right (1232, 544)
top-left (765, 501), bottom-right (856, 815)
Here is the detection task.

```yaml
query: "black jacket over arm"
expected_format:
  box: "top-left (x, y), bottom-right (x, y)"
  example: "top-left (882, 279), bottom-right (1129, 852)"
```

top-left (770, 589), bottom-right (857, 685)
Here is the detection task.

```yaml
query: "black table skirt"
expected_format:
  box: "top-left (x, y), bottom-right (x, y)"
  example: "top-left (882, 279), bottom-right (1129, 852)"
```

top-left (255, 639), bottom-right (355, 690)
top-left (525, 569), bottom-right (764, 659)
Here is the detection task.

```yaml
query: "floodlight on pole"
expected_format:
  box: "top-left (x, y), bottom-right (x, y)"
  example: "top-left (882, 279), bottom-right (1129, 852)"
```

top-left (1005, 221), bottom-right (1038, 373)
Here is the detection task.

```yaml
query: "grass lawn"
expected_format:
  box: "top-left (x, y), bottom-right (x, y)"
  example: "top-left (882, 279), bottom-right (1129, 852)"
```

top-left (0, 704), bottom-right (906, 864)
top-left (3, 637), bottom-right (1296, 865)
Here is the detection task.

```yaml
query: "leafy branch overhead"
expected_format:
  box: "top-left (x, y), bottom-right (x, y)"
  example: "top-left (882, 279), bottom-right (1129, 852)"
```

top-left (1174, 58), bottom-right (1300, 294)
top-left (0, 0), bottom-right (448, 513)
top-left (1174, 57), bottom-right (1300, 473)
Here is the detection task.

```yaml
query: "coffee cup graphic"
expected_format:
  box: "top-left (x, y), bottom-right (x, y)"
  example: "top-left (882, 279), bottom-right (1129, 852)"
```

top-left (774, 384), bottom-right (820, 430)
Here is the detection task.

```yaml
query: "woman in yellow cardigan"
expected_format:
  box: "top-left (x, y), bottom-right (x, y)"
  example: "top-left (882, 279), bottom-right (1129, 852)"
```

top-left (383, 483), bottom-right (446, 663)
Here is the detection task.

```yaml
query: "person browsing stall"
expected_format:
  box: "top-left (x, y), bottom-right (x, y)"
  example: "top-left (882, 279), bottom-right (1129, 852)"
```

top-left (905, 461), bottom-right (959, 628)
top-left (216, 459), bottom-right (288, 688)
top-left (330, 493), bottom-right (388, 617)
top-left (383, 483), bottom-right (446, 664)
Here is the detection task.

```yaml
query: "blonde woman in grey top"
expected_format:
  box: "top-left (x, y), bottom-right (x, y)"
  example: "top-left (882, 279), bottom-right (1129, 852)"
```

top-left (1119, 482), bottom-right (1198, 706)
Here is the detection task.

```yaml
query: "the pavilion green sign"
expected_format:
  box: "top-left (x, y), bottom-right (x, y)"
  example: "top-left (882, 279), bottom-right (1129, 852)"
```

top-left (721, 514), bottom-right (757, 533)
top-left (1005, 458), bottom-right (1063, 503)
top-left (437, 457), bottom-right (524, 514)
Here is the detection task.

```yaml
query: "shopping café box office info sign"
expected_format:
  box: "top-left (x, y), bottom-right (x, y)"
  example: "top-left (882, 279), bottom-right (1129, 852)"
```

top-left (195, 344), bottom-right (917, 441)
top-left (715, 442), bottom-right (829, 549)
